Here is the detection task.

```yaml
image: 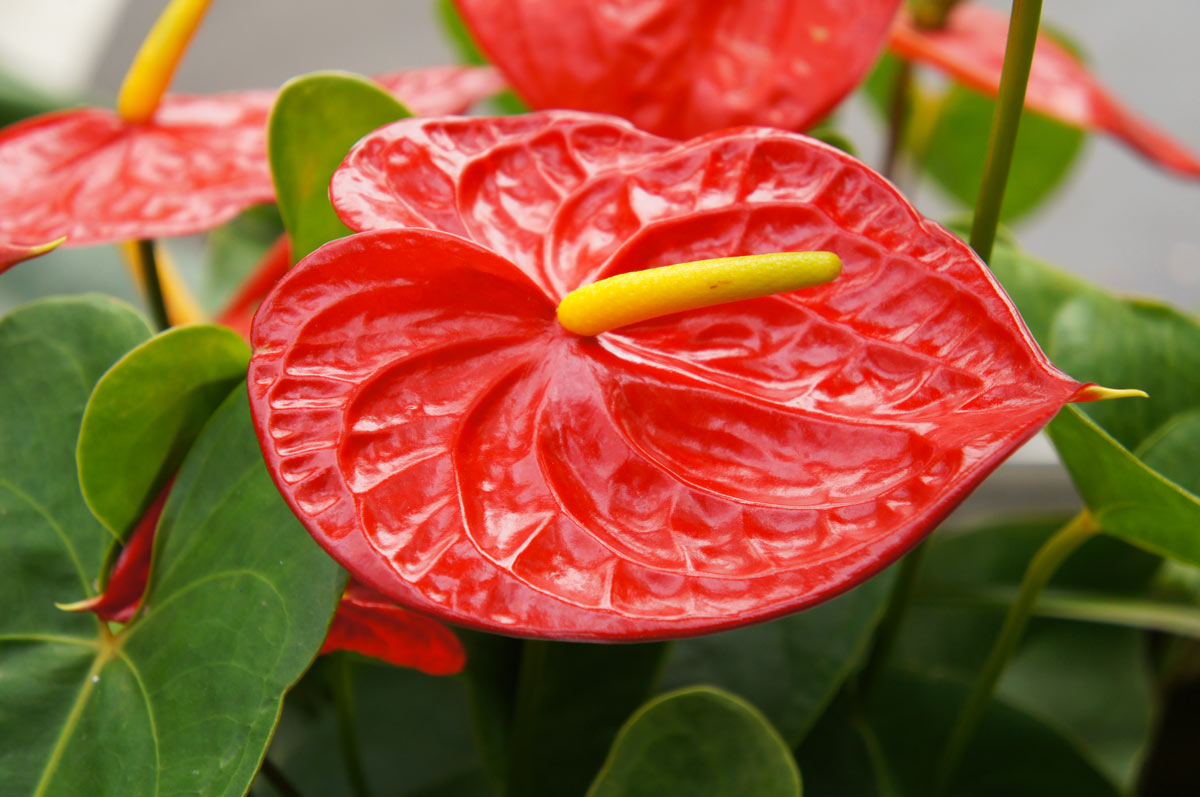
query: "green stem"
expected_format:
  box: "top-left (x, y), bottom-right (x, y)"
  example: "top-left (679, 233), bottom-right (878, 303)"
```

top-left (882, 59), bottom-right (913, 182)
top-left (330, 654), bottom-right (372, 797)
top-left (933, 510), bottom-right (1098, 793)
top-left (135, 239), bottom-right (169, 331)
top-left (858, 541), bottom-right (929, 701)
top-left (968, 0), bottom-right (1043, 263)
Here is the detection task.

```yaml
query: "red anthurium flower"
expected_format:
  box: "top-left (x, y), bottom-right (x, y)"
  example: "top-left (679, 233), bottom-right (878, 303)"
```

top-left (452, 0), bottom-right (902, 139)
top-left (247, 111), bottom-right (1098, 641)
top-left (320, 582), bottom-right (466, 675)
top-left (0, 65), bottom-right (503, 248)
top-left (889, 3), bottom-right (1200, 179)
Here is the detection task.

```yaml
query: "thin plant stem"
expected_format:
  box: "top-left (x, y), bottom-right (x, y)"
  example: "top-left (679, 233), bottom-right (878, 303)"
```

top-left (882, 59), bottom-right (913, 182)
top-left (330, 653), bottom-right (373, 797)
top-left (857, 540), bottom-right (929, 701)
top-left (968, 0), bottom-right (1043, 263)
top-left (135, 239), bottom-right (170, 331)
top-left (933, 510), bottom-right (1099, 793)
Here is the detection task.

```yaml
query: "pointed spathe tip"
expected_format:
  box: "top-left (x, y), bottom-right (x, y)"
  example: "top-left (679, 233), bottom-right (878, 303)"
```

top-left (1071, 384), bottom-right (1150, 403)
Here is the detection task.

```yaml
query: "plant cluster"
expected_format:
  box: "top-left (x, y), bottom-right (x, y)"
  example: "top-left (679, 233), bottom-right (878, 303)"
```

top-left (1, 1), bottom-right (1198, 795)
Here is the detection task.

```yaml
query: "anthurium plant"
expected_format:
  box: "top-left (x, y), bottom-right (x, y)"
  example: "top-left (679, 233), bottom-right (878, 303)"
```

top-left (2, 0), bottom-right (1198, 794)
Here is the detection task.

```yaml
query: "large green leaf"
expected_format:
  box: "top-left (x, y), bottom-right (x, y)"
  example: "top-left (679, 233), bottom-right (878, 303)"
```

top-left (985, 243), bottom-right (1103, 347)
top-left (1140, 408), bottom-right (1200, 494)
top-left (866, 669), bottom-right (1120, 797)
top-left (660, 568), bottom-right (894, 746)
top-left (269, 72), bottom-right (412, 262)
top-left (1050, 294), bottom-right (1200, 451)
top-left (923, 86), bottom-right (1085, 222)
top-left (1, 306), bottom-right (344, 797)
top-left (77, 324), bottom-right (250, 540)
top-left (507, 641), bottom-right (668, 797)
top-left (587, 687), bottom-right (802, 797)
top-left (257, 657), bottom-right (494, 797)
top-left (795, 695), bottom-right (893, 797)
top-left (1047, 407), bottom-right (1200, 568)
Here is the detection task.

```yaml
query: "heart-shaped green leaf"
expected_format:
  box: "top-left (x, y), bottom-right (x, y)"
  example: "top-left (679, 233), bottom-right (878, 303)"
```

top-left (587, 686), bottom-right (802, 797)
top-left (1, 297), bottom-right (342, 795)
top-left (77, 323), bottom-right (250, 540)
top-left (269, 71), bottom-right (412, 262)
top-left (660, 568), bottom-right (894, 746)
top-left (923, 85), bottom-right (1085, 222)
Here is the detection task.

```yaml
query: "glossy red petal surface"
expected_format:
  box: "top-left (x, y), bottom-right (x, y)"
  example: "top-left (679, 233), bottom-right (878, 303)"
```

top-left (0, 66), bottom-right (502, 247)
top-left (452, 0), bottom-right (901, 139)
top-left (889, 4), bottom-right (1200, 178)
top-left (320, 581), bottom-right (465, 675)
top-left (373, 64), bottom-right (505, 115)
top-left (253, 119), bottom-right (1081, 639)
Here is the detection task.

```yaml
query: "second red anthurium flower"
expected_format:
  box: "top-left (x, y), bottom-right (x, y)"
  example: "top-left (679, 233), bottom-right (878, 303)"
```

top-left (250, 111), bottom-right (1095, 641)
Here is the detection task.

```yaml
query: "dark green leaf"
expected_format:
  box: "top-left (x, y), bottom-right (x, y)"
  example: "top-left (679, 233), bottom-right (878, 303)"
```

top-left (901, 516), bottom-right (1157, 787)
top-left (1050, 294), bottom-right (1200, 451)
top-left (269, 72), bottom-right (412, 262)
top-left (923, 86), bottom-right (1085, 222)
top-left (457, 630), bottom-right (523, 792)
top-left (660, 569), bottom-right (894, 746)
top-left (77, 324), bottom-right (250, 539)
top-left (867, 669), bottom-right (1120, 797)
top-left (508, 641), bottom-right (668, 797)
top-left (587, 686), bottom-right (802, 797)
top-left (257, 657), bottom-right (494, 797)
top-left (1047, 407), bottom-right (1200, 568)
top-left (1, 304), bottom-right (343, 797)
top-left (796, 695), bottom-right (894, 797)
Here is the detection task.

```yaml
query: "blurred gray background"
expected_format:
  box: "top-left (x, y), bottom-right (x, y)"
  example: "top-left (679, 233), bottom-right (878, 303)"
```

top-left (0, 0), bottom-right (1196, 516)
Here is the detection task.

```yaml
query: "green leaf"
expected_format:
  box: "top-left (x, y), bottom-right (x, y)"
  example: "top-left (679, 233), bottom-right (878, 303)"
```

top-left (587, 687), bottom-right (802, 797)
top-left (1050, 294), bottom-right (1200, 451)
top-left (795, 695), bottom-right (894, 797)
top-left (866, 669), bottom-right (1120, 797)
top-left (257, 658), bottom-right (494, 796)
top-left (923, 86), bottom-right (1085, 222)
top-left (507, 641), bottom-right (668, 797)
top-left (985, 243), bottom-right (1104, 347)
top-left (269, 71), bottom-right (412, 262)
top-left (901, 516), bottom-right (1157, 787)
top-left (2, 314), bottom-right (344, 797)
top-left (660, 569), bottom-right (894, 746)
top-left (1047, 406), bottom-right (1200, 568)
top-left (1140, 408), bottom-right (1200, 494)
top-left (77, 324), bottom-right (250, 540)
top-left (204, 203), bottom-right (284, 312)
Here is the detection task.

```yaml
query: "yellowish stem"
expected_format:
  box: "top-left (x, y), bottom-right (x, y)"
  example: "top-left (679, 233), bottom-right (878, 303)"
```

top-left (556, 251), bottom-right (842, 336)
top-left (117, 0), bottom-right (215, 123)
top-left (118, 241), bottom-right (207, 326)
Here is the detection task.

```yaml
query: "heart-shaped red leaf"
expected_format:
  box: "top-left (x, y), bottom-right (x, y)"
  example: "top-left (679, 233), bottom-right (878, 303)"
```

top-left (250, 112), bottom-right (1083, 640)
top-left (0, 66), bottom-right (502, 247)
top-left (452, 0), bottom-right (901, 139)
top-left (889, 3), bottom-right (1200, 179)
